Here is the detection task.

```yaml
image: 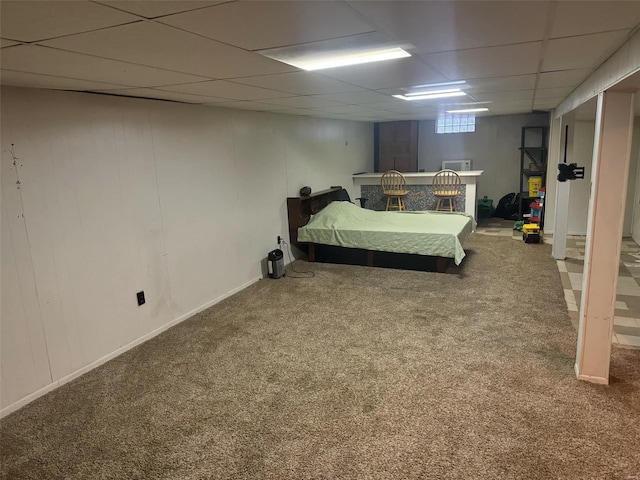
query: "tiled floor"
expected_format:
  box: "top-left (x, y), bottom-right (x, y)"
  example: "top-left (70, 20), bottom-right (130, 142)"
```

top-left (558, 237), bottom-right (640, 349)
top-left (476, 218), bottom-right (640, 349)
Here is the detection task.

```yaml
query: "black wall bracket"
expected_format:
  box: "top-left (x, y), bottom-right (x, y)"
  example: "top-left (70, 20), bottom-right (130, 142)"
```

top-left (557, 163), bottom-right (585, 182)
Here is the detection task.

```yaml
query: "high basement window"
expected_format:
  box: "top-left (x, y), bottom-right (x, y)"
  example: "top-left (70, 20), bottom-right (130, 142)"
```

top-left (436, 114), bottom-right (476, 134)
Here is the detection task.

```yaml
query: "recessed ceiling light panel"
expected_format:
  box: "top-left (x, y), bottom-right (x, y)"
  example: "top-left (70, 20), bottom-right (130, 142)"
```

top-left (446, 108), bottom-right (489, 113)
top-left (390, 81), bottom-right (470, 101)
top-left (257, 32), bottom-right (412, 71)
top-left (393, 91), bottom-right (467, 101)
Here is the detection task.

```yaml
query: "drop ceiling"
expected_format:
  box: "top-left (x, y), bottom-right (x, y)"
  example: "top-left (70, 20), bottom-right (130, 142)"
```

top-left (1, 0), bottom-right (639, 122)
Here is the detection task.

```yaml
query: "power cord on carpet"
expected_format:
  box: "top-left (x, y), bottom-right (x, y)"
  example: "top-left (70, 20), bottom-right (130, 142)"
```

top-left (280, 238), bottom-right (315, 278)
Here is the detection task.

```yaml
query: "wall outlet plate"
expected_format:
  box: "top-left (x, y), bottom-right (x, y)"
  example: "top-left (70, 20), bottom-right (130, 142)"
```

top-left (137, 291), bottom-right (145, 306)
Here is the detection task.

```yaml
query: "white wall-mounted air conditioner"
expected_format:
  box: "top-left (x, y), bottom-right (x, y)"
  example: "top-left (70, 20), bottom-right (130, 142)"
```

top-left (441, 160), bottom-right (471, 171)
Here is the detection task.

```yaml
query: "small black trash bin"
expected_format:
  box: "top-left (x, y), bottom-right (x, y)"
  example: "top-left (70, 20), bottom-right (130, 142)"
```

top-left (267, 249), bottom-right (284, 279)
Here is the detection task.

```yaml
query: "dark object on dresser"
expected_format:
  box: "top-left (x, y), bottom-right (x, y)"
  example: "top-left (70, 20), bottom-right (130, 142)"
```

top-left (299, 186), bottom-right (312, 196)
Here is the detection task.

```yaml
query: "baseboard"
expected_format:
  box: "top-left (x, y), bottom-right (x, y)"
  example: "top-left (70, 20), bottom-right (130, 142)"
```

top-left (0, 276), bottom-right (261, 419)
top-left (172, 276), bottom-right (261, 324)
top-left (574, 363), bottom-right (609, 385)
top-left (0, 383), bottom-right (61, 419)
top-left (544, 230), bottom-right (588, 236)
top-left (546, 230), bottom-right (633, 237)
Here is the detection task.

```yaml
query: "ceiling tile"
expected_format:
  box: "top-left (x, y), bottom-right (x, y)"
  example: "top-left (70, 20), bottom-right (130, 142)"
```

top-left (551, 1), bottom-right (640, 39)
top-left (94, 88), bottom-right (231, 104)
top-left (319, 57), bottom-right (447, 90)
top-left (0, 1), bottom-right (140, 42)
top-left (40, 21), bottom-right (296, 79)
top-left (309, 112), bottom-right (351, 119)
top-left (419, 42), bottom-right (542, 79)
top-left (96, 1), bottom-right (224, 19)
top-left (157, 80), bottom-right (292, 100)
top-left (273, 108), bottom-right (316, 117)
top-left (160, 1), bottom-right (374, 50)
top-left (543, 30), bottom-right (631, 71)
top-left (464, 75), bottom-right (537, 93)
top-left (364, 100), bottom-right (440, 114)
top-left (537, 69), bottom-right (591, 89)
top-left (533, 99), bottom-right (564, 109)
top-left (1, 70), bottom-right (130, 91)
top-left (1, 38), bottom-right (20, 48)
top-left (358, 101), bottom-right (414, 112)
top-left (313, 105), bottom-right (382, 116)
top-left (488, 100), bottom-right (533, 114)
top-left (230, 72), bottom-right (358, 96)
top-left (534, 87), bottom-right (573, 100)
top-left (489, 107), bottom-right (532, 115)
top-left (489, 99), bottom-right (533, 108)
top-left (349, 1), bottom-right (549, 54)
top-left (1, 45), bottom-right (208, 87)
top-left (312, 90), bottom-right (393, 104)
top-left (471, 90), bottom-right (534, 102)
top-left (259, 96), bottom-right (343, 109)
top-left (203, 101), bottom-right (293, 111)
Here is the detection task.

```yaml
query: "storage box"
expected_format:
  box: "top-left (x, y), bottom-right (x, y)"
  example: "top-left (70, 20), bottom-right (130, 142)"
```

top-left (528, 177), bottom-right (542, 197)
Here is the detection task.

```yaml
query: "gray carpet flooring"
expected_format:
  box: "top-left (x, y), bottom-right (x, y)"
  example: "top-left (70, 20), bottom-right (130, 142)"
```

top-left (2, 234), bottom-right (639, 479)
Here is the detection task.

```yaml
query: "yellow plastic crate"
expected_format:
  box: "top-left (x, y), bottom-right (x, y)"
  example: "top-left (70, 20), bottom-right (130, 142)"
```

top-left (528, 177), bottom-right (542, 197)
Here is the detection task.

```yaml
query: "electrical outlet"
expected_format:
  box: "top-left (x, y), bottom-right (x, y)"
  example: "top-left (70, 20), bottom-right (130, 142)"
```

top-left (277, 235), bottom-right (281, 245)
top-left (136, 291), bottom-right (145, 306)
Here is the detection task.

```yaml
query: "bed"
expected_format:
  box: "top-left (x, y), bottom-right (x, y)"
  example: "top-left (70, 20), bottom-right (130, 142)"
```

top-left (286, 187), bottom-right (476, 273)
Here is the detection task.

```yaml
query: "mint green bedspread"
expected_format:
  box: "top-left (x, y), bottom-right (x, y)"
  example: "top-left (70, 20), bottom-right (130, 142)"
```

top-left (297, 202), bottom-right (476, 265)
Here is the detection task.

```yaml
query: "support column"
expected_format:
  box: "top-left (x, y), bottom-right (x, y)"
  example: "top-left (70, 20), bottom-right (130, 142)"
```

top-left (551, 113), bottom-right (574, 259)
top-left (576, 91), bottom-right (635, 384)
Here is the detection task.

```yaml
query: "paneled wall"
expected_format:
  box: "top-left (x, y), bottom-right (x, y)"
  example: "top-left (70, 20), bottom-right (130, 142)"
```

top-left (0, 87), bottom-right (373, 415)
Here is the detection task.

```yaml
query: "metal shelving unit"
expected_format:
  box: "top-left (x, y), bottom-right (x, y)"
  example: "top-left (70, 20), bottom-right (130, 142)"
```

top-left (518, 126), bottom-right (548, 225)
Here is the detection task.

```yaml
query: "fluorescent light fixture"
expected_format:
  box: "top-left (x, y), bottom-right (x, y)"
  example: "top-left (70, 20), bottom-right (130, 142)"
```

top-left (412, 80), bottom-right (467, 89)
top-left (446, 108), bottom-right (489, 113)
top-left (404, 88), bottom-right (462, 96)
top-left (290, 47), bottom-right (410, 71)
top-left (393, 91), bottom-right (467, 101)
top-left (257, 33), bottom-right (412, 71)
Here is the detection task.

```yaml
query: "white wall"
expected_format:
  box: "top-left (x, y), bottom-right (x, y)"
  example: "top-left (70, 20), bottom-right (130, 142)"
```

top-left (0, 87), bottom-right (373, 415)
top-left (545, 118), bottom-right (640, 236)
top-left (566, 121), bottom-right (595, 235)
top-left (630, 123), bottom-right (640, 244)
top-left (417, 113), bottom-right (550, 203)
top-left (567, 120), bottom-right (639, 236)
top-left (624, 123), bottom-right (640, 236)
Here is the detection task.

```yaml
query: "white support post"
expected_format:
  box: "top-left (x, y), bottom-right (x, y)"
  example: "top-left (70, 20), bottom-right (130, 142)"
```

top-left (551, 114), bottom-right (574, 259)
top-left (552, 184), bottom-right (570, 259)
top-left (576, 91), bottom-right (635, 384)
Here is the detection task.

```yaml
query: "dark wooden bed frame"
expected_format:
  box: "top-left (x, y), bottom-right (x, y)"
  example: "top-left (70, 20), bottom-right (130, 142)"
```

top-left (286, 187), bottom-right (451, 273)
